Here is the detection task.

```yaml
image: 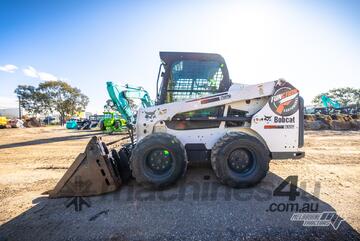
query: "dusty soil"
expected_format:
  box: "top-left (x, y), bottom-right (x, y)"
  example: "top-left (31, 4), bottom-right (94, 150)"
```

top-left (0, 126), bottom-right (359, 240)
top-left (0, 127), bottom-right (125, 224)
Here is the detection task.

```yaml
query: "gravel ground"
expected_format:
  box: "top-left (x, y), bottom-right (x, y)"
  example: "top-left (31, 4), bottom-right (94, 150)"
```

top-left (0, 127), bottom-right (359, 240)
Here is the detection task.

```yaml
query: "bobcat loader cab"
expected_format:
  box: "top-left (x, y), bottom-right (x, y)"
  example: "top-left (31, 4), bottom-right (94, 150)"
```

top-left (156, 52), bottom-right (232, 104)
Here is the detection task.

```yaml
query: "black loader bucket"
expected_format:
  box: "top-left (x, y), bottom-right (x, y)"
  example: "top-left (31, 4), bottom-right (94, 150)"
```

top-left (49, 136), bottom-right (125, 198)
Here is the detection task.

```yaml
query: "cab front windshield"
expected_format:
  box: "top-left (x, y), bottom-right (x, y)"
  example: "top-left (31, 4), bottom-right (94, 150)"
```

top-left (165, 60), bottom-right (225, 103)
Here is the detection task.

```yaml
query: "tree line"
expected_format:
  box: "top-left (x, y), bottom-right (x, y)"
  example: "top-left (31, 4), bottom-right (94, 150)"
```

top-left (14, 82), bottom-right (359, 123)
top-left (15, 80), bottom-right (89, 124)
top-left (312, 87), bottom-right (360, 107)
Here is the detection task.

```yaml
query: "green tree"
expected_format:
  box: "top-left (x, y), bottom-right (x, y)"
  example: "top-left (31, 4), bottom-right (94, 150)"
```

top-left (37, 81), bottom-right (89, 124)
top-left (312, 87), bottom-right (360, 107)
top-left (14, 85), bottom-right (49, 114)
top-left (15, 81), bottom-right (89, 124)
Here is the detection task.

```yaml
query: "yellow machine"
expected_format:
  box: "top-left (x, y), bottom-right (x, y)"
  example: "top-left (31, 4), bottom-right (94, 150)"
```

top-left (0, 116), bottom-right (8, 128)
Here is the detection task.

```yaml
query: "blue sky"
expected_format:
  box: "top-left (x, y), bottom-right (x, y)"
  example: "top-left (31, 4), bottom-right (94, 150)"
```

top-left (0, 0), bottom-right (359, 113)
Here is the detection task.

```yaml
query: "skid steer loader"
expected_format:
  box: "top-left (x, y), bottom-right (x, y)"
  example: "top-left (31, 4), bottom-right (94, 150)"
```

top-left (50, 52), bottom-right (304, 197)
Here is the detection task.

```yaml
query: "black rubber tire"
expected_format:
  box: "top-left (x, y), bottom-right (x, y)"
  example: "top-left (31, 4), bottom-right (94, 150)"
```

top-left (99, 120), bottom-right (106, 131)
top-left (114, 120), bottom-right (121, 129)
top-left (109, 150), bottom-right (121, 178)
top-left (211, 132), bottom-right (270, 188)
top-left (130, 133), bottom-right (188, 189)
top-left (112, 148), bottom-right (132, 183)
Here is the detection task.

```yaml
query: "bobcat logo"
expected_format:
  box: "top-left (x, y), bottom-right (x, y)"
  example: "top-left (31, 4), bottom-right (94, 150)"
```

top-left (264, 115), bottom-right (272, 123)
top-left (144, 110), bottom-right (156, 121)
top-left (253, 115), bottom-right (272, 124)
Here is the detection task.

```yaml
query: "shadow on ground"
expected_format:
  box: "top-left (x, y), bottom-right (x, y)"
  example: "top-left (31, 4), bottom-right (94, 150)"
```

top-left (0, 168), bottom-right (359, 241)
top-left (0, 131), bottom-right (103, 150)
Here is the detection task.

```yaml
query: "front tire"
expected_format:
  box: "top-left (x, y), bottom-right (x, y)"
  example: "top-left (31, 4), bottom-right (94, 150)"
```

top-left (99, 120), bottom-right (106, 131)
top-left (130, 133), bottom-right (187, 189)
top-left (111, 148), bottom-right (132, 183)
top-left (211, 132), bottom-right (270, 188)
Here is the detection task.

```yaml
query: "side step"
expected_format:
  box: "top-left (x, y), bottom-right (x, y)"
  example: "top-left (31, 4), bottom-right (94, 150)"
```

top-left (49, 136), bottom-right (123, 198)
top-left (271, 151), bottom-right (305, 159)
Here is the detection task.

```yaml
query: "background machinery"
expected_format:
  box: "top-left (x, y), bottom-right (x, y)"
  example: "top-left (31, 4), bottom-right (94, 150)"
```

top-left (99, 111), bottom-right (127, 133)
top-left (65, 118), bottom-right (79, 129)
top-left (98, 82), bottom-right (153, 134)
top-left (50, 52), bottom-right (304, 197)
top-left (0, 116), bottom-right (8, 129)
top-left (304, 95), bottom-right (359, 130)
top-left (66, 116), bottom-right (100, 130)
top-left (321, 94), bottom-right (341, 109)
top-left (106, 82), bottom-right (153, 125)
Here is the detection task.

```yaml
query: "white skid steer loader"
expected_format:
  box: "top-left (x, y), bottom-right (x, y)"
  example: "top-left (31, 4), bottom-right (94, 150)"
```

top-left (50, 52), bottom-right (304, 197)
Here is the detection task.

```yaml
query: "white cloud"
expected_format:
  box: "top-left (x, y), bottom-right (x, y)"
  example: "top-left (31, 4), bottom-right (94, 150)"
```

top-left (38, 71), bottom-right (57, 81)
top-left (22, 66), bottom-right (57, 81)
top-left (0, 64), bottom-right (18, 73)
top-left (23, 66), bottom-right (38, 78)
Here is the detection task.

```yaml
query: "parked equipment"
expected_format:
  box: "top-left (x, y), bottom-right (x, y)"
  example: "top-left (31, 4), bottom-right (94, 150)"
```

top-left (66, 118), bottom-right (79, 129)
top-left (51, 52), bottom-right (304, 197)
top-left (9, 119), bottom-right (24, 128)
top-left (98, 111), bottom-right (127, 133)
top-left (0, 116), bottom-right (7, 128)
top-left (66, 116), bottom-right (100, 130)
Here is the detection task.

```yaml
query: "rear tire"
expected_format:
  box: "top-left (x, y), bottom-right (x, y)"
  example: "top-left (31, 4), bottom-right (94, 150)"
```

top-left (211, 132), bottom-right (270, 188)
top-left (114, 120), bottom-right (121, 129)
top-left (99, 120), bottom-right (106, 131)
top-left (130, 133), bottom-right (187, 189)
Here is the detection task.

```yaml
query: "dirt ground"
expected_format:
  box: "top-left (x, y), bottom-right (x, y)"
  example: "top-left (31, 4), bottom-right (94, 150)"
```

top-left (0, 127), bottom-right (123, 224)
top-left (0, 126), bottom-right (359, 240)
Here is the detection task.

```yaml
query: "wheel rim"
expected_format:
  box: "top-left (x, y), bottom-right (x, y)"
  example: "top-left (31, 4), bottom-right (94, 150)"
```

top-left (145, 149), bottom-right (173, 174)
top-left (227, 148), bottom-right (255, 174)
